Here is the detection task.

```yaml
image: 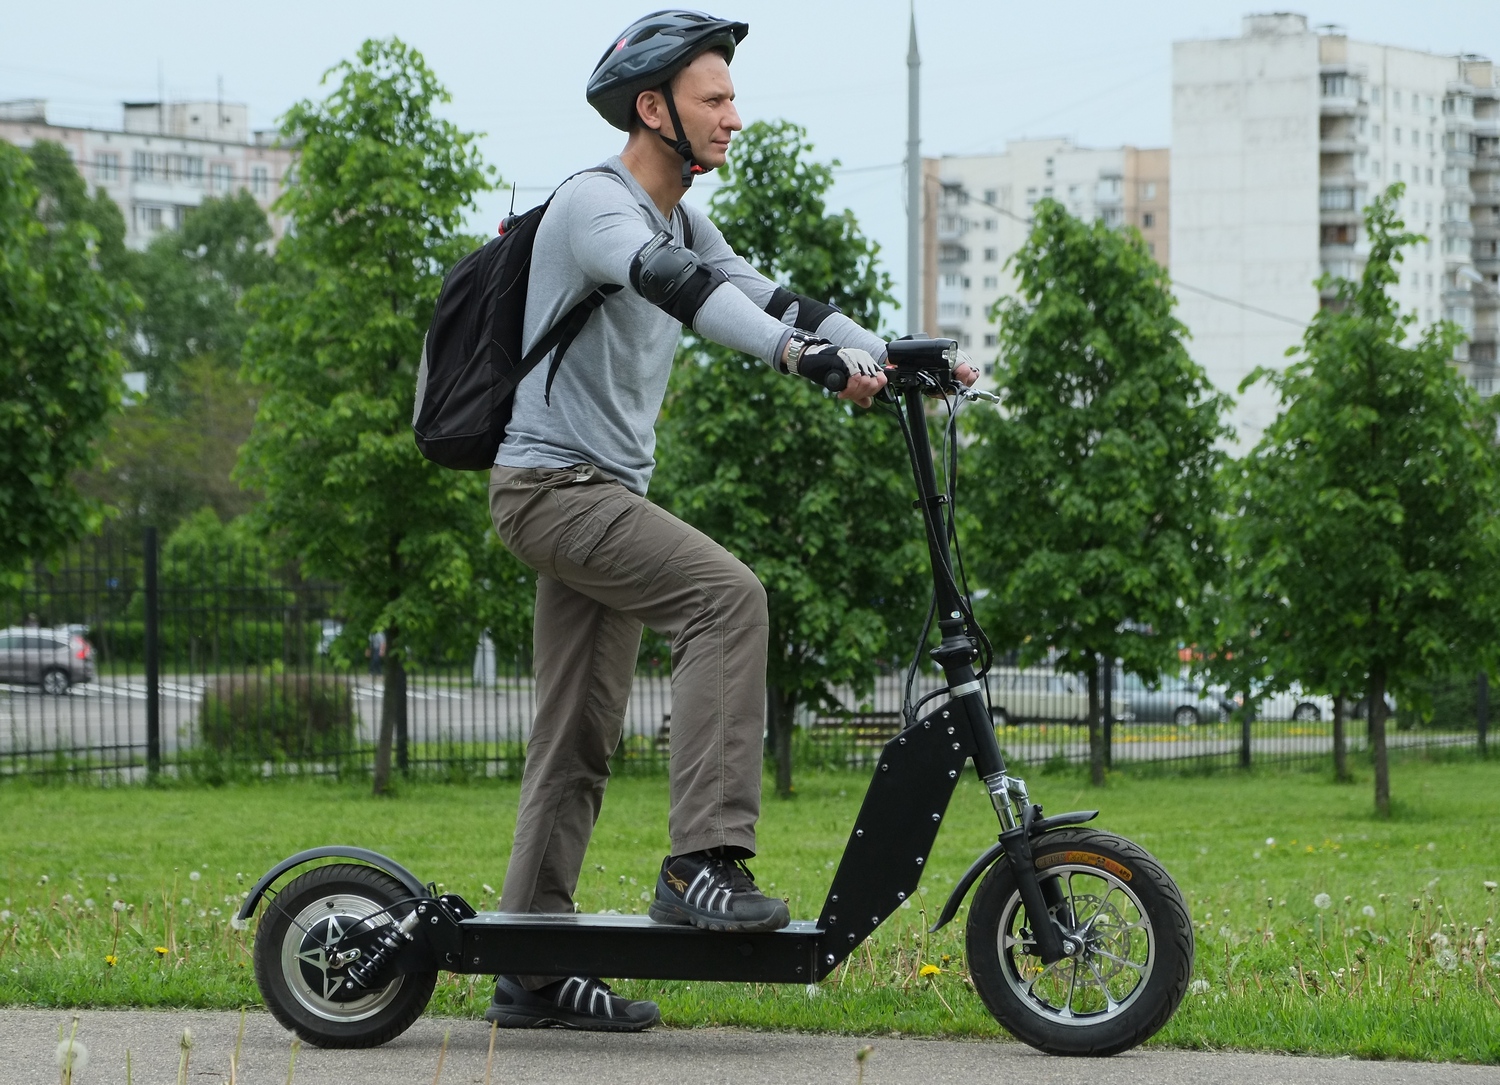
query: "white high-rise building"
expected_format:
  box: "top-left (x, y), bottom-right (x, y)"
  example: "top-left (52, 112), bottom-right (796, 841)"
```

top-left (1173, 14), bottom-right (1499, 443)
top-left (920, 139), bottom-right (1169, 378)
top-left (0, 98), bottom-right (294, 251)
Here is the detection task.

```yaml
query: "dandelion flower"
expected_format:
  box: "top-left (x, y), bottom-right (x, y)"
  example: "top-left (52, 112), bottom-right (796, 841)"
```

top-left (38, 875), bottom-right (49, 885)
top-left (55, 1038), bottom-right (89, 1075)
top-left (155, 946), bottom-right (168, 957)
top-left (84, 899), bottom-right (95, 909)
top-left (1361, 905), bottom-right (1376, 918)
top-left (189, 871), bottom-right (201, 882)
top-left (1314, 893), bottom-right (1333, 909)
top-left (1265, 838), bottom-right (1275, 847)
top-left (61, 893), bottom-right (74, 904)
top-left (104, 954), bottom-right (117, 967)
top-left (1188, 978), bottom-right (1211, 995)
top-left (919, 964), bottom-right (941, 977)
top-left (112, 900), bottom-right (127, 913)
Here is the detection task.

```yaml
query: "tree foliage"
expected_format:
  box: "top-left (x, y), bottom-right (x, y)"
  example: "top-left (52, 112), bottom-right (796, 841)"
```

top-left (130, 190), bottom-right (278, 392)
top-left (1226, 186), bottom-right (1500, 815)
top-left (962, 200), bottom-right (1228, 784)
top-left (237, 38), bottom-right (529, 792)
top-left (24, 140), bottom-right (130, 282)
top-left (654, 120), bottom-right (923, 796)
top-left (0, 141), bottom-right (131, 589)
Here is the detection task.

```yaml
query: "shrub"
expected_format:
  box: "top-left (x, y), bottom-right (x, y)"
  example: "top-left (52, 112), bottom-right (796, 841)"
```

top-left (197, 673), bottom-right (359, 760)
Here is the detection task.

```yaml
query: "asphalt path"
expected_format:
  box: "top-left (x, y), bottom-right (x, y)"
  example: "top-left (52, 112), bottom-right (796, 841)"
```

top-left (3, 1010), bottom-right (1497, 1085)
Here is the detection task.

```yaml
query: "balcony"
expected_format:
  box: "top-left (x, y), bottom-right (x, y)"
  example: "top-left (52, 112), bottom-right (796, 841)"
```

top-left (1447, 149), bottom-right (1478, 170)
top-left (1473, 221), bottom-right (1500, 243)
top-left (1443, 219), bottom-right (1476, 239)
top-left (1319, 132), bottom-right (1365, 155)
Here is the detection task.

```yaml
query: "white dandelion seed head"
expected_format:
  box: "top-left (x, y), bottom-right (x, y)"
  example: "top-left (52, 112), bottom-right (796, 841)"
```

top-left (1430, 931), bottom-right (1450, 949)
top-left (38, 875), bottom-right (49, 885)
top-left (61, 894), bottom-right (74, 904)
top-left (1314, 893), bottom-right (1333, 910)
top-left (107, 874), bottom-right (117, 883)
top-left (198, 910), bottom-right (206, 918)
top-left (0, 910), bottom-right (11, 923)
top-left (55, 1038), bottom-right (89, 1073)
top-left (1362, 905), bottom-right (1376, 918)
top-left (1188, 978), bottom-right (1211, 996)
top-left (112, 900), bottom-right (127, 913)
top-left (181, 898), bottom-right (192, 907)
top-left (1265, 838), bottom-right (1275, 847)
top-left (1485, 881), bottom-right (1497, 893)
top-left (230, 916), bottom-right (250, 932)
top-left (482, 884), bottom-right (495, 895)
top-left (189, 871), bottom-right (201, 882)
top-left (805, 983), bottom-right (821, 998)
top-left (1426, 843), bottom-right (1436, 852)
top-left (1435, 948), bottom-right (1459, 972)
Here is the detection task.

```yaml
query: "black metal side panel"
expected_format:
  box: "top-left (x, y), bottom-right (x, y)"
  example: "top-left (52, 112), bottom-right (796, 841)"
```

top-left (813, 702), bottom-right (977, 978)
top-left (457, 915), bottom-right (822, 983)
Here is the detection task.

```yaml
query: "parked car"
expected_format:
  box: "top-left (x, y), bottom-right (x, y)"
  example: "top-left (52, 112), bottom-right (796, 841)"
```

top-left (1254, 684), bottom-right (1335, 723)
top-left (1117, 671), bottom-right (1232, 726)
top-left (0, 626), bottom-right (95, 694)
top-left (988, 667), bottom-right (1128, 727)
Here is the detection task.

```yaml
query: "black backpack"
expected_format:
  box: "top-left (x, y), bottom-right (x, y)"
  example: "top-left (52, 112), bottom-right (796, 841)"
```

top-left (412, 168), bottom-right (625, 471)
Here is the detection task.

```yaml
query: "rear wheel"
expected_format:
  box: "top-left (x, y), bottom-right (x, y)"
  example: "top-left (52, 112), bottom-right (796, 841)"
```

top-left (1292, 702), bottom-right (1320, 723)
top-left (1172, 706), bottom-right (1199, 727)
top-left (252, 863), bottom-right (435, 1048)
top-left (41, 668), bottom-right (70, 696)
top-left (966, 829), bottom-right (1193, 1056)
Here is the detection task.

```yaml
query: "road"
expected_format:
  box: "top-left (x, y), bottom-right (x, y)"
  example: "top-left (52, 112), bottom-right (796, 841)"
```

top-left (3, 1009), bottom-right (1496, 1085)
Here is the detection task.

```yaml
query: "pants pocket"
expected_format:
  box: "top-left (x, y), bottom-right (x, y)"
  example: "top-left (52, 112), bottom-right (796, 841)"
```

top-left (557, 491), bottom-right (636, 567)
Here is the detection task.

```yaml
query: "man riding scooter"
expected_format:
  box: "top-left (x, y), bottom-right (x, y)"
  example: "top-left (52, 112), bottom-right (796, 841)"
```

top-left (484, 8), bottom-right (977, 1030)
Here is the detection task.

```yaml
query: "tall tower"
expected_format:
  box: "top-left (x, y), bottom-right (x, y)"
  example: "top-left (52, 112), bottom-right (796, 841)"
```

top-left (906, 9), bottom-right (921, 335)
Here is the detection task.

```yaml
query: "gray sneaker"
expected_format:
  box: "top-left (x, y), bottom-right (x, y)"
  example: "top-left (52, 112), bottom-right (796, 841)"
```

top-left (484, 975), bottom-right (659, 1032)
top-left (648, 852), bottom-right (790, 933)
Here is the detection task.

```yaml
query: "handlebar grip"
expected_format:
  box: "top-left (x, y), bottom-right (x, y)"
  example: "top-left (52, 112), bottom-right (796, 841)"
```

top-left (823, 368), bottom-right (848, 393)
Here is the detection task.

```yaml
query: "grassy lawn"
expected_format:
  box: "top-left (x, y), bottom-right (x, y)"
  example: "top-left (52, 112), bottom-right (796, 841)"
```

top-left (2, 756), bottom-right (1498, 1062)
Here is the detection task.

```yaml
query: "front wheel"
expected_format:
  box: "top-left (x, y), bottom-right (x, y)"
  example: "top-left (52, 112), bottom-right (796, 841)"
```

top-left (966, 828), bottom-right (1193, 1056)
top-left (1292, 702), bottom-right (1321, 723)
top-left (1172, 706), bottom-right (1199, 727)
top-left (252, 863), bottom-right (436, 1048)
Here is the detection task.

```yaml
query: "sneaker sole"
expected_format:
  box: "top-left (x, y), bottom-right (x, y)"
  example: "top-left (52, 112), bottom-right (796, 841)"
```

top-left (648, 897), bottom-right (790, 934)
top-left (483, 1007), bottom-right (659, 1032)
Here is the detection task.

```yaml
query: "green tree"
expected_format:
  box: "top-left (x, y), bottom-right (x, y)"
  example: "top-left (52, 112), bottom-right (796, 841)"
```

top-left (1228, 186), bottom-right (1500, 816)
top-left (963, 200), bottom-right (1229, 786)
top-left (653, 120), bottom-right (924, 797)
top-left (130, 190), bottom-right (277, 393)
top-left (238, 38), bottom-right (528, 794)
top-left (24, 139), bottom-right (130, 281)
top-left (0, 142), bottom-right (131, 589)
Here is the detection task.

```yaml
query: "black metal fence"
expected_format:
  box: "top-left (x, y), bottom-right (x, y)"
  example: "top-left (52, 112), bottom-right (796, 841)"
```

top-left (0, 528), bottom-right (1488, 780)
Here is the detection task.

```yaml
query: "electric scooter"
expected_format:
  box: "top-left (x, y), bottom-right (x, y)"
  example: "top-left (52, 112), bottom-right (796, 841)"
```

top-left (236, 337), bottom-right (1194, 1056)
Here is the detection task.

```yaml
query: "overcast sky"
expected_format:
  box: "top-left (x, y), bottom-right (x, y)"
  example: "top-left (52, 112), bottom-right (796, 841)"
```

top-left (3, 1), bottom-right (1497, 324)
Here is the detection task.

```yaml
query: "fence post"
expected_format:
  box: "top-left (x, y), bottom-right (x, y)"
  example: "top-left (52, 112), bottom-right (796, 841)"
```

top-left (1239, 697), bottom-right (1252, 769)
top-left (143, 526), bottom-right (161, 779)
top-left (1478, 672), bottom-right (1489, 759)
top-left (1101, 659), bottom-right (1114, 768)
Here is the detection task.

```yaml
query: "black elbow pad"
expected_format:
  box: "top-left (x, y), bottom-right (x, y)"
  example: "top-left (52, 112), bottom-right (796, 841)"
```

top-left (764, 286), bottom-right (840, 332)
top-left (630, 231), bottom-right (729, 326)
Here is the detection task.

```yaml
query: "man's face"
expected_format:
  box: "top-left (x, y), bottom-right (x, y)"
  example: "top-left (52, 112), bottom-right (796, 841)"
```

top-left (638, 50), bottom-right (742, 169)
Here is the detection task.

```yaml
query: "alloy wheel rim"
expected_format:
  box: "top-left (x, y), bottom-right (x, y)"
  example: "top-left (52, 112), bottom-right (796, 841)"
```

top-left (279, 892), bottom-right (405, 1022)
top-left (995, 863), bottom-right (1155, 1026)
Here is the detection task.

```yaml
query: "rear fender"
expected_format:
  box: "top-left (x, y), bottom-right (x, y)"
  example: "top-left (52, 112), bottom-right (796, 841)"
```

top-left (232, 846), bottom-right (429, 930)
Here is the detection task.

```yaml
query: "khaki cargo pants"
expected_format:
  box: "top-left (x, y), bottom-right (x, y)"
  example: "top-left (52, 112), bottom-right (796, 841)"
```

top-left (489, 463), bottom-right (768, 926)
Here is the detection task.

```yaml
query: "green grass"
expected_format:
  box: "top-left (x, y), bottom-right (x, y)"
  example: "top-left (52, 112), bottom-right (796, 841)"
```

top-left (2, 757), bottom-right (1498, 1061)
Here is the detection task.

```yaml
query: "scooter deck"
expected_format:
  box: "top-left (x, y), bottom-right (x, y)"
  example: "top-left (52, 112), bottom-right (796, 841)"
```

top-left (456, 912), bottom-right (827, 983)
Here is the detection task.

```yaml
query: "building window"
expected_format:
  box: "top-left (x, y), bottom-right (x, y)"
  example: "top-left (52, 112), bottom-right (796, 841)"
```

top-left (96, 153), bottom-right (119, 182)
top-left (1142, 212), bottom-right (1155, 228)
top-left (134, 204), bottom-right (166, 232)
top-left (1025, 187), bottom-right (1037, 205)
top-left (1148, 242), bottom-right (1156, 257)
top-left (1372, 123), bottom-right (1380, 139)
top-left (1373, 159), bottom-right (1382, 177)
top-left (251, 165), bottom-right (269, 196)
top-left (1320, 188), bottom-right (1355, 211)
top-left (983, 189), bottom-right (997, 204)
top-left (1393, 163), bottom-right (1402, 180)
top-left (1141, 182), bottom-right (1157, 201)
top-left (960, 333), bottom-right (972, 348)
top-left (211, 163), bottom-right (231, 192)
top-left (1393, 90), bottom-right (1402, 108)
top-left (1393, 128), bottom-right (1401, 145)
top-left (983, 333), bottom-right (998, 348)
top-left (984, 218), bottom-right (996, 231)
top-left (942, 273), bottom-right (962, 288)
top-left (1044, 157), bottom-right (1054, 178)
top-left (983, 248), bottom-right (998, 262)
top-left (982, 275), bottom-right (998, 289)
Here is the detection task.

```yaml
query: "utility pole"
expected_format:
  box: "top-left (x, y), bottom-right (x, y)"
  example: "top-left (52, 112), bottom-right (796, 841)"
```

top-left (906, 8), bottom-right (921, 336)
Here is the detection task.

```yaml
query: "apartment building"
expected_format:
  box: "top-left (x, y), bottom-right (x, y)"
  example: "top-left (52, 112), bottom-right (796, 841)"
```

top-left (1173, 14), bottom-right (1500, 443)
top-left (0, 98), bottom-right (293, 251)
top-left (920, 138), bottom-right (1169, 377)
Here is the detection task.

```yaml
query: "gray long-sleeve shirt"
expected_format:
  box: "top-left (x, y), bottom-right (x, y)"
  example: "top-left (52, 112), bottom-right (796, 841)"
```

top-left (496, 156), bottom-right (886, 495)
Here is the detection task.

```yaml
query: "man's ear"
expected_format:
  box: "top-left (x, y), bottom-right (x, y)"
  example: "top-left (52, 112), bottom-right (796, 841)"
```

top-left (635, 89), bottom-right (663, 133)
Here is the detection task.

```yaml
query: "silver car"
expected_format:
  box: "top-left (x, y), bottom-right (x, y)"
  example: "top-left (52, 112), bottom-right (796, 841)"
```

top-left (1117, 671), bottom-right (1232, 726)
top-left (0, 627), bottom-right (95, 694)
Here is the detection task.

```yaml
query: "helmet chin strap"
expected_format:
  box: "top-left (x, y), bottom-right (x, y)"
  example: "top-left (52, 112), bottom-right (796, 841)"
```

top-left (657, 83), bottom-right (708, 188)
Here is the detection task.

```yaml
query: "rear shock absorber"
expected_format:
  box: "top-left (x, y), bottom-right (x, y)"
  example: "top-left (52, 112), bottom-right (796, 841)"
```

top-left (343, 909), bottom-right (420, 993)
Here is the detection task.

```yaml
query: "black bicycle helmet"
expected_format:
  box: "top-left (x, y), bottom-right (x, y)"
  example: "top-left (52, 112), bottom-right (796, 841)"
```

top-left (587, 9), bottom-right (749, 186)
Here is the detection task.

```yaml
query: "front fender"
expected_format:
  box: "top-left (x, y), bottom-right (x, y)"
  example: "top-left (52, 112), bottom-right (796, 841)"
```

top-left (928, 809), bottom-right (1099, 932)
top-left (232, 846), bottom-right (429, 930)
